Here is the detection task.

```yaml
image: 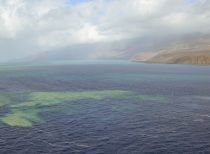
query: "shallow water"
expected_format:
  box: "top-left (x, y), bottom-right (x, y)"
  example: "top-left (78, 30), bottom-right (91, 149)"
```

top-left (0, 61), bottom-right (210, 153)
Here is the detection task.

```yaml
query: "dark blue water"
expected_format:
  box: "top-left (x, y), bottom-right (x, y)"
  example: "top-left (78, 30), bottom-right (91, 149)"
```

top-left (1, 61), bottom-right (210, 154)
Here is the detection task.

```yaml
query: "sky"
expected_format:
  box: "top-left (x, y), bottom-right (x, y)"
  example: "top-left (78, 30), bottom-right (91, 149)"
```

top-left (0, 0), bottom-right (210, 61)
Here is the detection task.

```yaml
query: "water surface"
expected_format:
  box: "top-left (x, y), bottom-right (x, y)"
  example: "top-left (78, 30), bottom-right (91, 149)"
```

top-left (0, 61), bottom-right (210, 153)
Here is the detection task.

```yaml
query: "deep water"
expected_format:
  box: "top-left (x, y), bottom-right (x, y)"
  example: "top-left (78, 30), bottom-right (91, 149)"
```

top-left (0, 61), bottom-right (210, 154)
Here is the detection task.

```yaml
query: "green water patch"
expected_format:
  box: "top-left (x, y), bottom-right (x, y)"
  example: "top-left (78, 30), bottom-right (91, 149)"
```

top-left (1, 110), bottom-right (42, 127)
top-left (0, 90), bottom-right (170, 127)
top-left (11, 90), bottom-right (132, 108)
top-left (0, 94), bottom-right (11, 107)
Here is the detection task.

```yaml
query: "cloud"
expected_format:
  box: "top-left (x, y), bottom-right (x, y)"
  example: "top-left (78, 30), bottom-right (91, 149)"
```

top-left (0, 0), bottom-right (210, 61)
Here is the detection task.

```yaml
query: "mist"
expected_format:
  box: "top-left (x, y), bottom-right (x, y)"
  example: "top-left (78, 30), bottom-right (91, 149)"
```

top-left (0, 0), bottom-right (210, 62)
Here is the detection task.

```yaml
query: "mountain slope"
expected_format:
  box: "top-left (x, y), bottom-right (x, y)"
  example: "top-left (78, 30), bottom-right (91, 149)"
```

top-left (141, 50), bottom-right (210, 65)
top-left (134, 35), bottom-right (210, 65)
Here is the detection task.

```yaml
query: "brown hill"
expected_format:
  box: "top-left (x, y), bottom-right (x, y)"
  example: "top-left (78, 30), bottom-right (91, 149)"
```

top-left (143, 50), bottom-right (210, 65)
top-left (134, 35), bottom-right (210, 65)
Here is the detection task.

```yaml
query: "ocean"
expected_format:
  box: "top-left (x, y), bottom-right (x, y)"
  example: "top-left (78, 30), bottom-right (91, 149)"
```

top-left (0, 61), bottom-right (210, 153)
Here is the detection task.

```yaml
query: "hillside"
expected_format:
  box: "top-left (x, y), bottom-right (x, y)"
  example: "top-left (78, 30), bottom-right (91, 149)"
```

top-left (136, 50), bottom-right (210, 65)
top-left (134, 35), bottom-right (210, 65)
top-left (15, 34), bottom-right (210, 64)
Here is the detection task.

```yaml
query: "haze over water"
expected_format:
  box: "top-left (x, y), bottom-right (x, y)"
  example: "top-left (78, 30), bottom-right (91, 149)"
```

top-left (0, 61), bottom-right (210, 153)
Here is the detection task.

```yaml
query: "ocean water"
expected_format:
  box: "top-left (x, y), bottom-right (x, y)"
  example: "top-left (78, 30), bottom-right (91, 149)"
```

top-left (0, 61), bottom-right (210, 154)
